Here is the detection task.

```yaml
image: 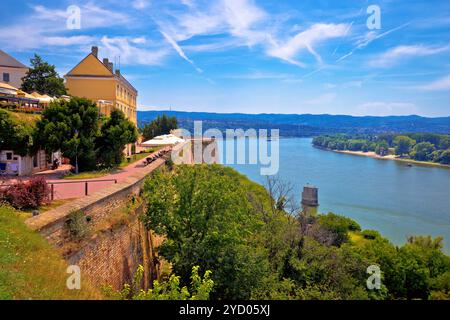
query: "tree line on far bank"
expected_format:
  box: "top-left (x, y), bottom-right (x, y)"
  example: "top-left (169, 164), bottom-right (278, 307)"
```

top-left (312, 133), bottom-right (450, 164)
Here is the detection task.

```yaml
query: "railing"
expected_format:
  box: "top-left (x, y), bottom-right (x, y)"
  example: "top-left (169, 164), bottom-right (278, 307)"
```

top-left (47, 179), bottom-right (118, 200)
top-left (0, 179), bottom-right (118, 201)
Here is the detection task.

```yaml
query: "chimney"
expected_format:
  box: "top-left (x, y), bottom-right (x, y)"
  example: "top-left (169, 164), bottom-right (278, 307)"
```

top-left (103, 58), bottom-right (109, 66)
top-left (115, 69), bottom-right (121, 77)
top-left (91, 46), bottom-right (98, 58)
top-left (108, 62), bottom-right (114, 72)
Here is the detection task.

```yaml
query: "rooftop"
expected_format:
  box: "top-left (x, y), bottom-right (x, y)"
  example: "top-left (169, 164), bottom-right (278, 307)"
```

top-left (0, 50), bottom-right (28, 69)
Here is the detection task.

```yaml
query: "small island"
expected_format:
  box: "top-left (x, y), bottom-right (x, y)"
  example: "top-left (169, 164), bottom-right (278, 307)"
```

top-left (312, 133), bottom-right (450, 168)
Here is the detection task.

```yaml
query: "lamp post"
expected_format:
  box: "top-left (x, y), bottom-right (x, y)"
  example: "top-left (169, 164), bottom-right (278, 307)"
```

top-left (74, 129), bottom-right (79, 174)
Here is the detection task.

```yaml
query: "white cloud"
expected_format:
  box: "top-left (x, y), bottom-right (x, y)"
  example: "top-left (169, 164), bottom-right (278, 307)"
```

top-left (337, 23), bottom-right (410, 63)
top-left (160, 31), bottom-right (203, 73)
top-left (0, 4), bottom-right (131, 50)
top-left (419, 75), bottom-right (450, 91)
top-left (100, 36), bottom-right (169, 66)
top-left (155, 0), bottom-right (348, 67)
top-left (306, 93), bottom-right (337, 105)
top-left (32, 3), bottom-right (131, 29)
top-left (267, 23), bottom-right (349, 67)
top-left (132, 0), bottom-right (151, 10)
top-left (370, 45), bottom-right (450, 68)
top-left (357, 102), bottom-right (417, 116)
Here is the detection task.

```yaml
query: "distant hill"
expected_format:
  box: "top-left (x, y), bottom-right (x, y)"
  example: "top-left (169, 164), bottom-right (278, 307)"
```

top-left (137, 110), bottom-right (450, 137)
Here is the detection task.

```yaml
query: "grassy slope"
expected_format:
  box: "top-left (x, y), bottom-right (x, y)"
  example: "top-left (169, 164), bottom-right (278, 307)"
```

top-left (3, 109), bottom-right (41, 128)
top-left (0, 205), bottom-right (101, 300)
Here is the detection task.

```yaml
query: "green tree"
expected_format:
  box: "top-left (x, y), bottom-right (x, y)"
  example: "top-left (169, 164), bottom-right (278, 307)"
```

top-left (375, 140), bottom-right (389, 156)
top-left (142, 114), bottom-right (178, 140)
top-left (411, 142), bottom-right (435, 161)
top-left (141, 165), bottom-right (270, 299)
top-left (0, 110), bottom-right (34, 156)
top-left (438, 149), bottom-right (450, 165)
top-left (35, 97), bottom-right (99, 172)
top-left (394, 136), bottom-right (416, 156)
top-left (21, 54), bottom-right (67, 96)
top-left (96, 109), bottom-right (138, 168)
top-left (105, 265), bottom-right (214, 300)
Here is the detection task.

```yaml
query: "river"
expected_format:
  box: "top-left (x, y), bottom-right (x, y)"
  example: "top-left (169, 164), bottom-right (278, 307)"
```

top-left (219, 137), bottom-right (450, 252)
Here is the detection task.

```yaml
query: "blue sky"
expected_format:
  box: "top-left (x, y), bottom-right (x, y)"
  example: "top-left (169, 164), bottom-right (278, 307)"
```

top-left (1, 0), bottom-right (450, 116)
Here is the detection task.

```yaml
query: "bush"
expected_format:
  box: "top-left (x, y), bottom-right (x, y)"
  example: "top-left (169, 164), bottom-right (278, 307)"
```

top-left (0, 177), bottom-right (50, 209)
top-left (362, 229), bottom-right (381, 240)
top-left (317, 213), bottom-right (361, 246)
top-left (64, 210), bottom-right (91, 240)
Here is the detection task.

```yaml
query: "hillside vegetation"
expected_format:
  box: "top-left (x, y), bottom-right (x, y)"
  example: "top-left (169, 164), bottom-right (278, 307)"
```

top-left (140, 165), bottom-right (450, 300)
top-left (138, 110), bottom-right (450, 136)
top-left (0, 205), bottom-right (101, 300)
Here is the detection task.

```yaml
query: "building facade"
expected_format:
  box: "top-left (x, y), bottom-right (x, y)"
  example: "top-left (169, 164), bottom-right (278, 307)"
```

top-left (0, 50), bottom-right (28, 89)
top-left (64, 46), bottom-right (137, 124)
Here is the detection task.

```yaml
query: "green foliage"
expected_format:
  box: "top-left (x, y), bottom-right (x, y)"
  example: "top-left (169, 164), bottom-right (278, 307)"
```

top-left (96, 109), bottom-right (138, 168)
top-left (313, 133), bottom-right (450, 165)
top-left (140, 165), bottom-right (450, 300)
top-left (35, 96), bottom-right (100, 171)
top-left (0, 205), bottom-right (100, 299)
top-left (317, 212), bottom-right (361, 246)
top-left (64, 210), bottom-right (91, 240)
top-left (142, 165), bottom-right (269, 299)
top-left (20, 54), bottom-right (67, 97)
top-left (104, 265), bottom-right (214, 300)
top-left (35, 97), bottom-right (138, 171)
top-left (142, 114), bottom-right (177, 140)
top-left (394, 136), bottom-right (416, 156)
top-left (0, 109), bottom-right (34, 156)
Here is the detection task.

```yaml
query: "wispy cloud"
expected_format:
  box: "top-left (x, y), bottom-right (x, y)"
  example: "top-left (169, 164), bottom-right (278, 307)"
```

top-left (267, 23), bottom-right (349, 67)
top-left (357, 102), bottom-right (417, 116)
top-left (370, 45), bottom-right (450, 68)
top-left (32, 3), bottom-right (132, 29)
top-left (337, 23), bottom-right (411, 63)
top-left (132, 0), bottom-right (151, 10)
top-left (160, 31), bottom-right (203, 73)
top-left (100, 36), bottom-right (169, 66)
top-left (419, 75), bottom-right (450, 91)
top-left (306, 93), bottom-right (337, 105)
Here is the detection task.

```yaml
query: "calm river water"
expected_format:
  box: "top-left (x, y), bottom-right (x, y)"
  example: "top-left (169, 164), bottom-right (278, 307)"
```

top-left (219, 138), bottom-right (450, 252)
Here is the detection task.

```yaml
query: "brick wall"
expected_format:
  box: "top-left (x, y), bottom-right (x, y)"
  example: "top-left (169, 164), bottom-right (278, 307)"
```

top-left (25, 158), bottom-right (167, 291)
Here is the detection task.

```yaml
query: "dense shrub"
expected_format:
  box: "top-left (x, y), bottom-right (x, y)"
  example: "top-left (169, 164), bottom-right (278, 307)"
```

top-left (0, 177), bottom-right (50, 209)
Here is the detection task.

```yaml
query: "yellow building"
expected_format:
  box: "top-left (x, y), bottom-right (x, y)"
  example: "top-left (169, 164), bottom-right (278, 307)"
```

top-left (64, 46), bottom-right (137, 124)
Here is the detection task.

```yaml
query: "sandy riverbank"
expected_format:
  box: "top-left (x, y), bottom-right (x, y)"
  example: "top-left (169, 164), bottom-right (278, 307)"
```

top-left (330, 149), bottom-right (450, 169)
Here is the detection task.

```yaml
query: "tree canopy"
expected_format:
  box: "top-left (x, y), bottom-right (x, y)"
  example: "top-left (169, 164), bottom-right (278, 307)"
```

top-left (141, 164), bottom-right (450, 300)
top-left (142, 114), bottom-right (177, 141)
top-left (0, 109), bottom-right (35, 156)
top-left (21, 54), bottom-right (67, 96)
top-left (96, 109), bottom-right (138, 168)
top-left (35, 97), bottom-right (99, 171)
top-left (35, 97), bottom-right (137, 171)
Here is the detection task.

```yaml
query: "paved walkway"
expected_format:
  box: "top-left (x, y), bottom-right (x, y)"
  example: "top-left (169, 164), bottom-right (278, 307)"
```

top-left (1, 148), bottom-right (172, 200)
top-left (48, 150), bottom-right (171, 200)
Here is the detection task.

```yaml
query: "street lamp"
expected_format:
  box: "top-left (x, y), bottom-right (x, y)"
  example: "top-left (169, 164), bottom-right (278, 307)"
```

top-left (74, 129), bottom-right (79, 174)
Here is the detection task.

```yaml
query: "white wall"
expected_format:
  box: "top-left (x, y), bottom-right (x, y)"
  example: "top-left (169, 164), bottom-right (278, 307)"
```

top-left (0, 66), bottom-right (28, 89)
